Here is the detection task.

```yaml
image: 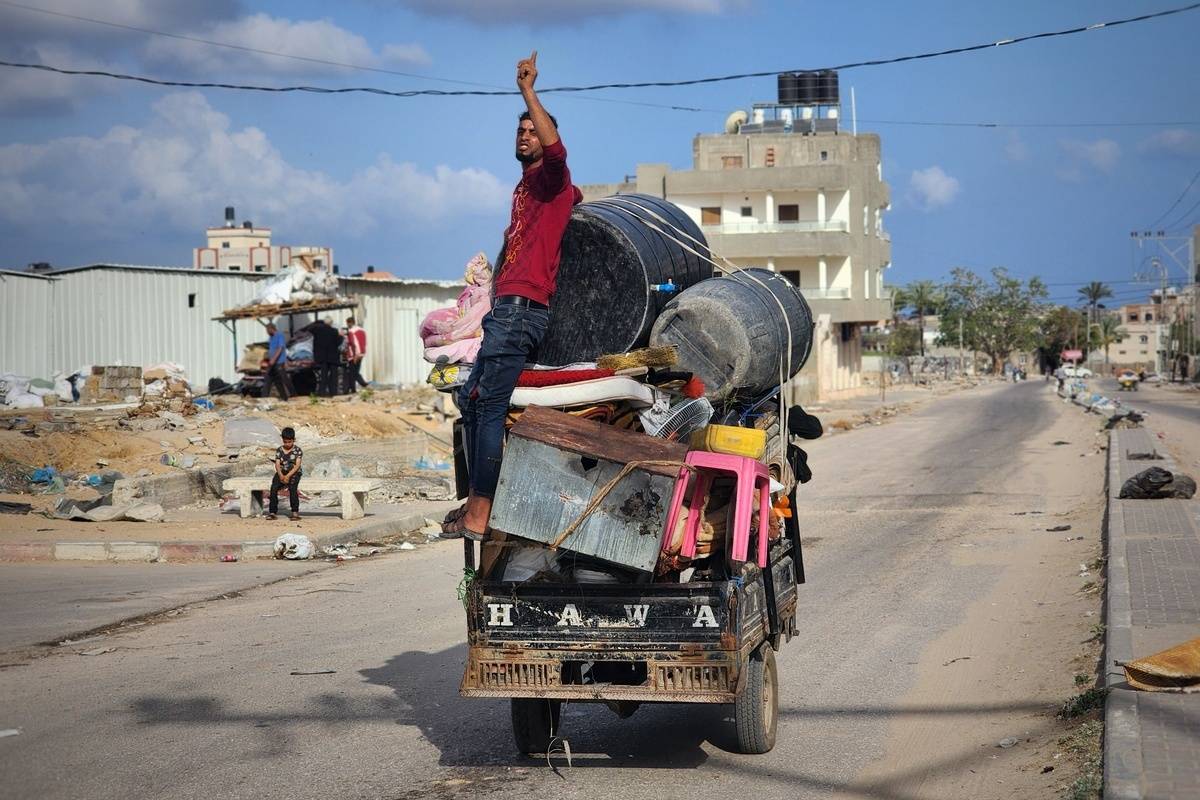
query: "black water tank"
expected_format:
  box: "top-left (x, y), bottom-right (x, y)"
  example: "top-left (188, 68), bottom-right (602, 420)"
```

top-left (650, 269), bottom-right (814, 401)
top-left (795, 71), bottom-right (817, 104)
top-left (536, 194), bottom-right (714, 366)
top-left (777, 73), bottom-right (800, 105)
top-left (815, 70), bottom-right (839, 104)
top-left (224, 206), bottom-right (235, 222)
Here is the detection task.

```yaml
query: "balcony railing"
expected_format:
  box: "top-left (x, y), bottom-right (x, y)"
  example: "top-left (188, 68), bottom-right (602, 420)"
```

top-left (702, 220), bottom-right (850, 235)
top-left (799, 287), bottom-right (851, 299)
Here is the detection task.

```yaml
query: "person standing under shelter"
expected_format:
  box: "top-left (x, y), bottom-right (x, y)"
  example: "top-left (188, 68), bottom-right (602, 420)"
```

top-left (346, 316), bottom-right (368, 392)
top-left (443, 51), bottom-right (582, 541)
top-left (262, 322), bottom-right (290, 401)
top-left (308, 317), bottom-right (342, 397)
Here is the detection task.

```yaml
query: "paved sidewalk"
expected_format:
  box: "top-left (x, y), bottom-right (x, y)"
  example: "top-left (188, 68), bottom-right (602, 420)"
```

top-left (1104, 428), bottom-right (1200, 799)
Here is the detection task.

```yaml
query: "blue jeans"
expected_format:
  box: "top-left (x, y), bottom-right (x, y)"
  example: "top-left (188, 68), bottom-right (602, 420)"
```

top-left (458, 302), bottom-right (549, 498)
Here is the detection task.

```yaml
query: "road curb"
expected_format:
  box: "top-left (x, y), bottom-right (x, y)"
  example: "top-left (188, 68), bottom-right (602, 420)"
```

top-left (1102, 429), bottom-right (1144, 800)
top-left (0, 503), bottom-right (455, 563)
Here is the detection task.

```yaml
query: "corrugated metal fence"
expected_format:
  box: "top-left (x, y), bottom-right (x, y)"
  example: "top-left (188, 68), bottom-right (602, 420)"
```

top-left (0, 267), bottom-right (461, 387)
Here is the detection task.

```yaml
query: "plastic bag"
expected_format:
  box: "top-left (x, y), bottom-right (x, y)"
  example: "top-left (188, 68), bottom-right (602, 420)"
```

top-left (274, 533), bottom-right (315, 560)
top-left (253, 267), bottom-right (297, 305)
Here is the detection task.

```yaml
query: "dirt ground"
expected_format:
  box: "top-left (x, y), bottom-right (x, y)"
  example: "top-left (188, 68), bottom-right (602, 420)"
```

top-left (0, 387), bottom-right (450, 480)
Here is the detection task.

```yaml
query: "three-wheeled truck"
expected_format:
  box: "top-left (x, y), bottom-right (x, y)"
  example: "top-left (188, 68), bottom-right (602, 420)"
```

top-left (454, 405), bottom-right (805, 755)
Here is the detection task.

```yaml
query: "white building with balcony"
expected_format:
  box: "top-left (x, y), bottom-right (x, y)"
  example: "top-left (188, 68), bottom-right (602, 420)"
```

top-left (581, 122), bottom-right (893, 400)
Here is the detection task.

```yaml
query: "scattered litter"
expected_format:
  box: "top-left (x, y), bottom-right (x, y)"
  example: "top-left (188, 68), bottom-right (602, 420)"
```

top-left (321, 544), bottom-right (351, 558)
top-left (399, 542), bottom-right (416, 551)
top-left (274, 533), bottom-right (315, 560)
top-left (160, 453), bottom-right (196, 469)
top-left (220, 554), bottom-right (238, 563)
top-left (78, 647), bottom-right (116, 656)
top-left (997, 737), bottom-right (1019, 748)
top-left (1120, 467), bottom-right (1197, 500)
top-left (0, 729), bottom-right (20, 738)
top-left (290, 669), bottom-right (336, 675)
top-left (1046, 525), bottom-right (1072, 532)
top-left (192, 397), bottom-right (215, 410)
top-left (96, 458), bottom-right (109, 467)
top-left (942, 656), bottom-right (971, 666)
top-left (1065, 536), bottom-right (1085, 541)
top-left (1052, 441), bottom-right (1070, 446)
top-left (1041, 766), bottom-right (1054, 774)
top-left (50, 497), bottom-right (164, 523)
top-left (0, 502), bottom-right (31, 515)
top-left (260, 614), bottom-right (279, 618)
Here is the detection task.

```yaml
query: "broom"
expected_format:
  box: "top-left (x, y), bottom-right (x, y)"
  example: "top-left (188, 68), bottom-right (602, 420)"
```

top-left (596, 345), bottom-right (679, 372)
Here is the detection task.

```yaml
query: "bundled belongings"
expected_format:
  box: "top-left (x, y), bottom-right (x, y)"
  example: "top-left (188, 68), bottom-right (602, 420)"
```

top-left (421, 252), bottom-right (493, 366)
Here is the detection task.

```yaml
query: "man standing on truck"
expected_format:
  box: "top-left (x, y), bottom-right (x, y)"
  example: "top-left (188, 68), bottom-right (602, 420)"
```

top-left (443, 51), bottom-right (582, 541)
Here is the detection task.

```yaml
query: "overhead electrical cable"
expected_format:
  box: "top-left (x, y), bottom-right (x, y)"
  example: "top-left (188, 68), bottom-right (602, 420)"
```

top-left (1145, 166), bottom-right (1200, 229)
top-left (0, 2), bottom-right (1196, 99)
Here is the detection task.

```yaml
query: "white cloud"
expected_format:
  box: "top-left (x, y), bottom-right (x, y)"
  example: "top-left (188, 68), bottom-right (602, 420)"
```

top-left (0, 92), bottom-right (506, 242)
top-left (143, 13), bottom-right (430, 75)
top-left (1003, 131), bottom-right (1029, 163)
top-left (1139, 129), bottom-right (1200, 159)
top-left (392, 0), bottom-right (734, 25)
top-left (908, 166), bottom-right (960, 210)
top-left (1058, 138), bottom-right (1120, 178)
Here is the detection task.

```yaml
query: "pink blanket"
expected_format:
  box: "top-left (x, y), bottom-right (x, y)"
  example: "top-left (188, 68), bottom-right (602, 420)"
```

top-left (420, 253), bottom-right (492, 364)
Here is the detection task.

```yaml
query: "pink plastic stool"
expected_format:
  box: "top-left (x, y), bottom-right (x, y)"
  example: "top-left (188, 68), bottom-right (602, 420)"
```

top-left (661, 450), bottom-right (771, 568)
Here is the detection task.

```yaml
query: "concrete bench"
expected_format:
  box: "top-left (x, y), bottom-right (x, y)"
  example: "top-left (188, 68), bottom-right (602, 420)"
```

top-left (222, 477), bottom-right (382, 520)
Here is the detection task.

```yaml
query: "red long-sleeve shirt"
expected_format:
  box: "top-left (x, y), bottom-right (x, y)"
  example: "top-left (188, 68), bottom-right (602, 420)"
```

top-left (493, 139), bottom-right (582, 305)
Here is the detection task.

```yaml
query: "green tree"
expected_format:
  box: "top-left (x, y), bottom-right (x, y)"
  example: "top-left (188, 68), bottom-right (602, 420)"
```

top-left (1077, 282), bottom-right (1114, 357)
top-left (905, 280), bottom-right (943, 357)
top-left (887, 324), bottom-right (922, 359)
top-left (1093, 314), bottom-right (1127, 366)
top-left (887, 284), bottom-right (910, 327)
top-left (1037, 305), bottom-right (1086, 369)
top-left (937, 267), bottom-right (1048, 373)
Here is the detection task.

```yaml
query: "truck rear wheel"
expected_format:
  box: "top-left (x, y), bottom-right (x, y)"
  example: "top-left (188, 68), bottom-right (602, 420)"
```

top-left (510, 698), bottom-right (562, 755)
top-left (735, 644), bottom-right (778, 754)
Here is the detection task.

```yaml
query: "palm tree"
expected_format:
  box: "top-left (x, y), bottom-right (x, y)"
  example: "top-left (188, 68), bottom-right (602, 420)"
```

top-left (906, 280), bottom-right (943, 357)
top-left (1077, 282), bottom-right (1113, 368)
top-left (1094, 315), bottom-right (1128, 366)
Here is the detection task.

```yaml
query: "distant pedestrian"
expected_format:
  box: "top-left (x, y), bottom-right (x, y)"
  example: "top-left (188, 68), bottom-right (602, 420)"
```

top-left (346, 316), bottom-right (368, 392)
top-left (308, 317), bottom-right (342, 397)
top-left (262, 322), bottom-right (290, 401)
top-left (266, 426), bottom-right (303, 521)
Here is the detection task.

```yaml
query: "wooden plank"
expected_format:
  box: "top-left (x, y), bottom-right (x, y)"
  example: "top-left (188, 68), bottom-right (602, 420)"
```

top-left (510, 405), bottom-right (686, 477)
top-left (489, 436), bottom-right (675, 573)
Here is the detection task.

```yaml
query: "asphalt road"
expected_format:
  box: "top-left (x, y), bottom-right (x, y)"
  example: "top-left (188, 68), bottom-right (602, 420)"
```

top-left (0, 382), bottom-right (1103, 800)
top-left (1094, 378), bottom-right (1200, 425)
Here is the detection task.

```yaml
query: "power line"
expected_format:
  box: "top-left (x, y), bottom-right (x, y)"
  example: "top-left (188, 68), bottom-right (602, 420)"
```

top-left (1, 2), bottom-right (1196, 99)
top-left (0, 0), bottom-right (706, 113)
top-left (1146, 167), bottom-right (1200, 229)
top-left (860, 118), bottom-right (1200, 129)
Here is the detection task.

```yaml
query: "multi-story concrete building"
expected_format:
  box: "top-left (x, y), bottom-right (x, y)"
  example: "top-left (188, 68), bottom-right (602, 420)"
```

top-left (581, 111), bottom-right (892, 401)
top-left (1099, 287), bottom-right (1197, 373)
top-left (193, 206), bottom-right (331, 274)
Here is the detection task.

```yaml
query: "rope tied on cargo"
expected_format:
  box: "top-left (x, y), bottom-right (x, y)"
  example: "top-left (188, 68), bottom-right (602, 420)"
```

top-left (547, 460), bottom-right (695, 550)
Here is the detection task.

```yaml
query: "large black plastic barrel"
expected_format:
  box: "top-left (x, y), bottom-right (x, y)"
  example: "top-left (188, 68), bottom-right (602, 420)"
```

top-left (777, 73), bottom-right (799, 105)
top-left (649, 269), bottom-right (814, 401)
top-left (815, 69), bottom-right (839, 104)
top-left (794, 71), bottom-right (817, 105)
top-left (536, 194), bottom-right (713, 366)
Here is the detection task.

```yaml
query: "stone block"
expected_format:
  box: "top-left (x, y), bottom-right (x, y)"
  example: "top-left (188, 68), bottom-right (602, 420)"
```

top-left (0, 542), bottom-right (55, 561)
top-left (108, 542), bottom-right (160, 561)
top-left (53, 542), bottom-right (108, 561)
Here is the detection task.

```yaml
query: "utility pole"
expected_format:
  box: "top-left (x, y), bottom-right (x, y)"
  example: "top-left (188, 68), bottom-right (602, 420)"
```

top-left (1131, 230), bottom-right (1196, 380)
top-left (958, 317), bottom-right (964, 377)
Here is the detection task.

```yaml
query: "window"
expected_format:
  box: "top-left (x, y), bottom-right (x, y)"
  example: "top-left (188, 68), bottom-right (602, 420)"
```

top-left (228, 265), bottom-right (241, 272)
top-left (740, 206), bottom-right (752, 217)
top-left (254, 265), bottom-right (266, 273)
top-left (777, 204), bottom-right (799, 222)
top-left (1139, 335), bottom-right (1149, 344)
top-left (1128, 313), bottom-right (1139, 322)
top-left (701, 207), bottom-right (721, 225)
top-left (820, 150), bottom-right (828, 161)
top-left (1118, 350), bottom-right (1127, 355)
top-left (721, 155), bottom-right (743, 169)
top-left (1145, 313), bottom-right (1154, 321)
top-left (765, 147), bottom-right (775, 167)
top-left (187, 293), bottom-right (196, 308)
top-left (864, 269), bottom-right (870, 299)
top-left (221, 241), bottom-right (230, 249)
top-left (314, 259), bottom-right (323, 269)
top-left (863, 205), bottom-right (869, 234)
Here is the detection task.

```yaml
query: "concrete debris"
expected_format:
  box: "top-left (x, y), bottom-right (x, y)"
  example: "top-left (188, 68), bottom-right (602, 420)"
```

top-left (0, 729), bottom-right (21, 738)
top-left (78, 647), bottom-right (117, 656)
top-left (399, 542), bottom-right (416, 550)
top-left (1045, 525), bottom-right (1072, 532)
top-left (222, 415), bottom-right (279, 450)
top-left (997, 737), bottom-right (1019, 748)
top-left (51, 497), bottom-right (165, 522)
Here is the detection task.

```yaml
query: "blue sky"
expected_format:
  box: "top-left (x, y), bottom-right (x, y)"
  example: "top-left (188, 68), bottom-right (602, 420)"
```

top-left (1, 0), bottom-right (1198, 305)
